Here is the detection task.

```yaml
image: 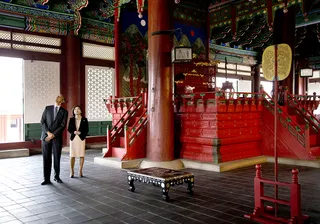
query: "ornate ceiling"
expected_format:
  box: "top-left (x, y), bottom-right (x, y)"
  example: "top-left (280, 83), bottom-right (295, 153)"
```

top-left (209, 0), bottom-right (320, 64)
top-left (2, 0), bottom-right (320, 62)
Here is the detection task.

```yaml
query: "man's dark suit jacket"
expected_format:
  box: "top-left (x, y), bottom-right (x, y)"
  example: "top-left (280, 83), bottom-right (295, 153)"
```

top-left (68, 117), bottom-right (89, 141)
top-left (40, 105), bottom-right (68, 141)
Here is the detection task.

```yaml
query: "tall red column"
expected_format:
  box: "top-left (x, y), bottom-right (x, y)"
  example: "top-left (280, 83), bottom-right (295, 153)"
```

top-left (206, 10), bottom-right (211, 60)
top-left (61, 35), bottom-right (81, 145)
top-left (253, 64), bottom-right (261, 93)
top-left (274, 7), bottom-right (295, 93)
top-left (64, 35), bottom-right (81, 112)
top-left (147, 0), bottom-right (174, 161)
top-left (114, 16), bottom-right (121, 97)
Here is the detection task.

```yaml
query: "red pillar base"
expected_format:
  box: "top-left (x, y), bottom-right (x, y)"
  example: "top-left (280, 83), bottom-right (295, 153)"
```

top-left (245, 165), bottom-right (310, 224)
top-left (245, 207), bottom-right (310, 224)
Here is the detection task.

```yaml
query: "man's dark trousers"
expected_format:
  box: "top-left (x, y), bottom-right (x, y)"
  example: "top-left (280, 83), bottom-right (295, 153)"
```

top-left (42, 137), bottom-right (63, 181)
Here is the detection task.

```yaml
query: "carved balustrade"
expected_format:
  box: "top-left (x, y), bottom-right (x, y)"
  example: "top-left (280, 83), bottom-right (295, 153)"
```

top-left (174, 91), bottom-right (265, 113)
top-left (286, 92), bottom-right (320, 113)
top-left (104, 96), bottom-right (138, 115)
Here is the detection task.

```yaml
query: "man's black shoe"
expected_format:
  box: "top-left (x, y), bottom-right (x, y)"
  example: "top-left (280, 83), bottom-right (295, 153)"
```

top-left (54, 177), bottom-right (63, 183)
top-left (41, 180), bottom-right (51, 185)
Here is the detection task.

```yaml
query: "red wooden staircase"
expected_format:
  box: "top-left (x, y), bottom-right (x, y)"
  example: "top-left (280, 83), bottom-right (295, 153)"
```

top-left (103, 91), bottom-right (148, 160)
top-left (286, 93), bottom-right (320, 156)
top-left (261, 92), bottom-right (319, 160)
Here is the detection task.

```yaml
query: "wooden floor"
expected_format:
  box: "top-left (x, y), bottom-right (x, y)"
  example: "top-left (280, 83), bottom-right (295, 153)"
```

top-left (0, 149), bottom-right (319, 224)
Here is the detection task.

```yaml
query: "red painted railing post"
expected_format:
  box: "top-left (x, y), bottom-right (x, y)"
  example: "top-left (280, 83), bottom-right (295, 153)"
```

top-left (105, 125), bottom-right (111, 157)
top-left (124, 125), bottom-right (129, 160)
top-left (254, 164), bottom-right (264, 214)
top-left (106, 96), bottom-right (112, 113)
top-left (290, 168), bottom-right (301, 220)
top-left (305, 122), bottom-right (310, 151)
top-left (142, 88), bottom-right (148, 108)
top-left (284, 88), bottom-right (288, 106)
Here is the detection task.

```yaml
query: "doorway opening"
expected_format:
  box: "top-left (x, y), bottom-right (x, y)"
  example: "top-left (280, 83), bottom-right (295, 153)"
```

top-left (0, 56), bottom-right (24, 143)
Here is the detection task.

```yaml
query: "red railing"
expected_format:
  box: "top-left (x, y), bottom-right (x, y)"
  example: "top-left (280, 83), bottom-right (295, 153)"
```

top-left (175, 91), bottom-right (265, 113)
top-left (263, 92), bottom-right (310, 150)
top-left (245, 164), bottom-right (309, 223)
top-left (287, 92), bottom-right (320, 112)
top-left (104, 92), bottom-right (144, 157)
top-left (290, 93), bottom-right (320, 101)
top-left (178, 91), bottom-right (264, 99)
top-left (287, 92), bottom-right (320, 134)
top-left (104, 96), bottom-right (139, 114)
top-left (123, 109), bottom-right (148, 160)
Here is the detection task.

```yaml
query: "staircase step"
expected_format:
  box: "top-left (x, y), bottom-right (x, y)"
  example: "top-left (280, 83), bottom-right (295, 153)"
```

top-left (287, 106), bottom-right (297, 115)
top-left (310, 146), bottom-right (320, 157)
top-left (310, 134), bottom-right (318, 146)
top-left (135, 117), bottom-right (140, 123)
top-left (299, 124), bottom-right (305, 130)
top-left (112, 147), bottom-right (126, 159)
top-left (119, 137), bottom-right (125, 147)
top-left (288, 115), bottom-right (298, 123)
top-left (0, 149), bottom-right (29, 159)
top-left (94, 157), bottom-right (142, 169)
top-left (280, 106), bottom-right (288, 113)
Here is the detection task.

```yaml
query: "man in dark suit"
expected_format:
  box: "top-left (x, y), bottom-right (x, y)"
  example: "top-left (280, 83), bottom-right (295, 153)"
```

top-left (40, 94), bottom-right (68, 185)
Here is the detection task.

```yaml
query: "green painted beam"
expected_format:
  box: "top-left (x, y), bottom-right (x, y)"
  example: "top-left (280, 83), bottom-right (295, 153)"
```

top-left (24, 121), bottom-right (112, 141)
top-left (0, 13), bottom-right (25, 29)
top-left (296, 10), bottom-right (320, 28)
top-left (0, 2), bottom-right (74, 21)
top-left (210, 43), bottom-right (258, 57)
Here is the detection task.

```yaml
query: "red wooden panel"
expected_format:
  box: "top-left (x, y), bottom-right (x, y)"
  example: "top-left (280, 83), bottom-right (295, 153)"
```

top-left (112, 147), bottom-right (126, 159)
top-left (220, 141), bottom-right (260, 154)
top-left (177, 112), bottom-right (217, 121)
top-left (219, 134), bottom-right (262, 145)
top-left (217, 100), bottom-right (227, 112)
top-left (235, 100), bottom-right (243, 112)
top-left (180, 143), bottom-right (213, 162)
top-left (181, 120), bottom-right (214, 128)
top-left (180, 151), bottom-right (213, 162)
top-left (257, 100), bottom-right (263, 111)
top-left (227, 100), bottom-right (235, 112)
top-left (217, 120), bottom-right (235, 128)
top-left (181, 143), bottom-right (213, 154)
top-left (250, 99), bottom-right (257, 111)
top-left (195, 100), bottom-right (206, 112)
top-left (180, 136), bottom-right (214, 145)
top-left (243, 100), bottom-right (250, 112)
top-left (221, 150), bottom-right (261, 163)
top-left (181, 128), bottom-right (217, 138)
top-left (205, 99), bottom-right (217, 112)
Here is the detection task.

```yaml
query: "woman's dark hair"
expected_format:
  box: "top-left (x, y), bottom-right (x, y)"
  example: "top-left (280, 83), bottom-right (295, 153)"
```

top-left (72, 105), bottom-right (83, 117)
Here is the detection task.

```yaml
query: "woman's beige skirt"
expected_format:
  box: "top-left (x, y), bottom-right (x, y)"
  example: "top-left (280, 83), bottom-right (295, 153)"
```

top-left (70, 135), bottom-right (86, 157)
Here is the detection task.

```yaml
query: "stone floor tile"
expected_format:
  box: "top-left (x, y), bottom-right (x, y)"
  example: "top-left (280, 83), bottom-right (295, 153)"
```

top-left (0, 150), bottom-right (319, 224)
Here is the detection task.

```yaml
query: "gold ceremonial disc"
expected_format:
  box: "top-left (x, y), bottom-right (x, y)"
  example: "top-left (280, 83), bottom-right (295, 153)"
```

top-left (262, 44), bottom-right (292, 81)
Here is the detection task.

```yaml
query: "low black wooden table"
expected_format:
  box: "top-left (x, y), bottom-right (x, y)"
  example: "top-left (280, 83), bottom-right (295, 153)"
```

top-left (127, 167), bottom-right (194, 201)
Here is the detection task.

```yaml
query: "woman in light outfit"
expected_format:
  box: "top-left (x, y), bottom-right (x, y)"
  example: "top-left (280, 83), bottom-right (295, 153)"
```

top-left (67, 105), bottom-right (89, 178)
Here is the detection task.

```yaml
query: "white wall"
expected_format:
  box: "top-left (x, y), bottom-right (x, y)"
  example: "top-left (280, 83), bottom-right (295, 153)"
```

top-left (85, 65), bottom-right (114, 121)
top-left (24, 60), bottom-right (60, 123)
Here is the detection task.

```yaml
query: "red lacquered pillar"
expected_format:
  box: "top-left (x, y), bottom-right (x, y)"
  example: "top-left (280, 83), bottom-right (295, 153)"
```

top-left (147, 0), bottom-right (174, 161)
top-left (114, 14), bottom-right (121, 97)
top-left (61, 35), bottom-right (81, 145)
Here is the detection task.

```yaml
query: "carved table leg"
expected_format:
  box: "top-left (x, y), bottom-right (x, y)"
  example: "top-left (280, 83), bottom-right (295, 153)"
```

top-left (162, 190), bottom-right (170, 201)
top-left (128, 179), bottom-right (135, 192)
top-left (161, 182), bottom-right (170, 201)
top-left (187, 180), bottom-right (194, 195)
